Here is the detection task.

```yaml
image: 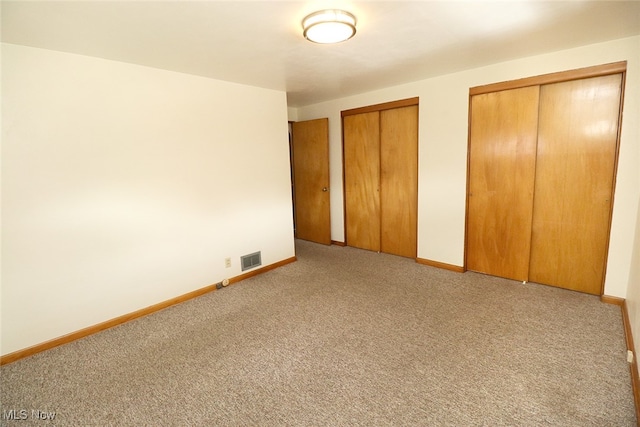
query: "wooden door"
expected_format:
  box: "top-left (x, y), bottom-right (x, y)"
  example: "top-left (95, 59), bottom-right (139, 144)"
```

top-left (529, 74), bottom-right (622, 294)
top-left (344, 112), bottom-right (381, 251)
top-left (291, 118), bottom-right (331, 245)
top-left (380, 105), bottom-right (418, 258)
top-left (466, 86), bottom-right (540, 281)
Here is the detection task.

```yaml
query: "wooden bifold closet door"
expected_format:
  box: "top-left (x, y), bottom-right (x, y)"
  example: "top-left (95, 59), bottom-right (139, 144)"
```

top-left (343, 100), bottom-right (418, 259)
top-left (467, 67), bottom-right (623, 295)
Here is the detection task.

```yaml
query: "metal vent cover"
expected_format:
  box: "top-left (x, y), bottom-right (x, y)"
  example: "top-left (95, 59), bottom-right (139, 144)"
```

top-left (241, 251), bottom-right (262, 271)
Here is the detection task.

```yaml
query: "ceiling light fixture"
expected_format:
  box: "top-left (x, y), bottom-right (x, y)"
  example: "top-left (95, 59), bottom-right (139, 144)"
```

top-left (302, 9), bottom-right (357, 44)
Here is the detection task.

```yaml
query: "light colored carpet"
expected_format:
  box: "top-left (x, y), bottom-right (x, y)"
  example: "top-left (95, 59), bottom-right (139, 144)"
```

top-left (1, 240), bottom-right (636, 426)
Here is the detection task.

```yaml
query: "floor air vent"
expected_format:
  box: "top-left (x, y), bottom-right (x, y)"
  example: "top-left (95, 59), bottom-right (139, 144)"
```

top-left (241, 251), bottom-right (262, 271)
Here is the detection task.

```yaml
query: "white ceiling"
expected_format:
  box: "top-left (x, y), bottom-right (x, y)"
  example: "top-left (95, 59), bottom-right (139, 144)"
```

top-left (2, 1), bottom-right (640, 107)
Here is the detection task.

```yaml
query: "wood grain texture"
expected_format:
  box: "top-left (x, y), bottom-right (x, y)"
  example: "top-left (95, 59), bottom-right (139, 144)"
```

top-left (341, 97), bottom-right (419, 117)
top-left (344, 112), bottom-right (381, 251)
top-left (529, 74), bottom-right (622, 295)
top-left (622, 299), bottom-right (640, 425)
top-left (416, 257), bottom-right (465, 272)
top-left (466, 86), bottom-right (540, 281)
top-left (470, 61), bottom-right (627, 96)
top-left (292, 119), bottom-right (331, 245)
top-left (600, 295), bottom-right (625, 306)
top-left (380, 105), bottom-right (418, 258)
top-left (603, 297), bottom-right (640, 424)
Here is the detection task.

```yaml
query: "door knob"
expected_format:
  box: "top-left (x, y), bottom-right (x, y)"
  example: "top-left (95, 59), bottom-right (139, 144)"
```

top-left (322, 187), bottom-right (328, 192)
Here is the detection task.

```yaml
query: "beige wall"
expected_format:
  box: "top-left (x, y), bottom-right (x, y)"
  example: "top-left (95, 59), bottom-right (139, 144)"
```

top-left (2, 36), bottom-right (638, 359)
top-left (628, 199), bottom-right (640, 376)
top-left (1, 43), bottom-right (294, 356)
top-left (287, 107), bottom-right (299, 122)
top-left (295, 36), bottom-right (640, 299)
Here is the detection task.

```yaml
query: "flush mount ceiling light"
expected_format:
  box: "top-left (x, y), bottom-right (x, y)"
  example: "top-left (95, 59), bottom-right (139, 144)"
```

top-left (302, 9), bottom-right (357, 44)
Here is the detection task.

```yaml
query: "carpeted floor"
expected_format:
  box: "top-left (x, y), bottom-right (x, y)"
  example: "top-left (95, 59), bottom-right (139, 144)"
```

top-left (1, 240), bottom-right (636, 426)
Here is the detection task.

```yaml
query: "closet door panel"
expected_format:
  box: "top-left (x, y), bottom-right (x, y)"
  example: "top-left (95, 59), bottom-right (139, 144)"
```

top-left (380, 105), bottom-right (418, 258)
top-left (467, 86), bottom-right (540, 281)
top-left (529, 74), bottom-right (622, 294)
top-left (344, 112), bottom-right (381, 251)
